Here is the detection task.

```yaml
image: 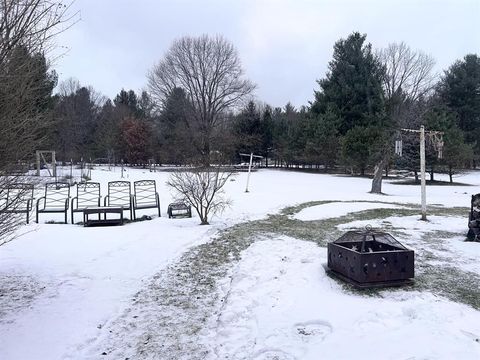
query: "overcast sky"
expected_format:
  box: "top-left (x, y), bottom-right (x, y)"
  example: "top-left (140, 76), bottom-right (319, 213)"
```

top-left (54, 0), bottom-right (480, 108)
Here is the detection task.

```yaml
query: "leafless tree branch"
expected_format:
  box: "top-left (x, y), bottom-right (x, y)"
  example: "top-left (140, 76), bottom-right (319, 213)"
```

top-left (147, 34), bottom-right (255, 164)
top-left (378, 41), bottom-right (437, 104)
top-left (0, 0), bottom-right (77, 244)
top-left (166, 167), bottom-right (233, 225)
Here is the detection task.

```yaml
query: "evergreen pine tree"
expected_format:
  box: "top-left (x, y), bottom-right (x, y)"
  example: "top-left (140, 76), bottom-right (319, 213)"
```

top-left (437, 54), bottom-right (480, 159)
top-left (311, 32), bottom-right (387, 178)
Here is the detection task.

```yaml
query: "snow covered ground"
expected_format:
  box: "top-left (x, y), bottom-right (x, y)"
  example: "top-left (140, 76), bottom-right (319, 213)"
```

top-left (0, 167), bottom-right (479, 359)
top-left (214, 237), bottom-right (479, 360)
top-left (292, 201), bottom-right (406, 221)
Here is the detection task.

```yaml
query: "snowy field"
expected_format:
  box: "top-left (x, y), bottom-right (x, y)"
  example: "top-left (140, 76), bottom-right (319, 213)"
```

top-left (0, 167), bottom-right (479, 359)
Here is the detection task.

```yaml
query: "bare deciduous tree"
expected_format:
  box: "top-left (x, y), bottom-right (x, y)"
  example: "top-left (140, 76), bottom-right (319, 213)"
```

top-left (167, 167), bottom-right (233, 225)
top-left (1, 1), bottom-right (77, 166)
top-left (371, 42), bottom-right (436, 194)
top-left (379, 42), bottom-right (436, 107)
top-left (147, 34), bottom-right (255, 165)
top-left (0, 0), bottom-right (77, 244)
top-left (58, 76), bottom-right (80, 96)
top-left (0, 0), bottom-right (76, 62)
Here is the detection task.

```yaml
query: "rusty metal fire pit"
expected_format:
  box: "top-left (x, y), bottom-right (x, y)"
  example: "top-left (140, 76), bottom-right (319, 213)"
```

top-left (327, 226), bottom-right (414, 288)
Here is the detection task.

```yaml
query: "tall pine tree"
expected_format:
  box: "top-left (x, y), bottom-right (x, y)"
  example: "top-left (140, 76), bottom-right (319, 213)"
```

top-left (437, 54), bottom-right (480, 162)
top-left (311, 32), bottom-right (387, 181)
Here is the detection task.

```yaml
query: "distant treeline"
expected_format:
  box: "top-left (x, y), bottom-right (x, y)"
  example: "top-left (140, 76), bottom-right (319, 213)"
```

top-left (4, 30), bottom-right (480, 185)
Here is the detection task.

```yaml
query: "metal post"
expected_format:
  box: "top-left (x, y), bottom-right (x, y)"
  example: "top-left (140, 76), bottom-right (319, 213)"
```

top-left (52, 151), bottom-right (56, 178)
top-left (245, 153), bottom-right (253, 193)
top-left (51, 151), bottom-right (56, 182)
top-left (420, 125), bottom-right (427, 221)
top-left (36, 150), bottom-right (40, 176)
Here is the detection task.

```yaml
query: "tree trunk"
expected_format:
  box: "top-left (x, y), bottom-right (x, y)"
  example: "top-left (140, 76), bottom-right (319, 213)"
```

top-left (370, 156), bottom-right (388, 194)
top-left (430, 168), bottom-right (434, 181)
top-left (449, 165), bottom-right (453, 183)
top-left (414, 171), bottom-right (418, 182)
top-left (202, 142), bottom-right (210, 167)
top-left (199, 207), bottom-right (209, 225)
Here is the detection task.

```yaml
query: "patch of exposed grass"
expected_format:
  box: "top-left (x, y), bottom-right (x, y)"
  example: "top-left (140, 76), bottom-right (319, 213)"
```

top-left (165, 200), bottom-right (476, 311)
top-left (414, 263), bottom-right (480, 309)
top-left (392, 179), bottom-right (473, 186)
top-left (0, 274), bottom-right (46, 322)
top-left (184, 200), bottom-right (477, 310)
top-left (96, 199), bottom-right (479, 359)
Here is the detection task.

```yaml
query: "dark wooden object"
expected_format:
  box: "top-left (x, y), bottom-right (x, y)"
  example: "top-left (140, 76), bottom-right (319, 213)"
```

top-left (83, 206), bottom-right (124, 226)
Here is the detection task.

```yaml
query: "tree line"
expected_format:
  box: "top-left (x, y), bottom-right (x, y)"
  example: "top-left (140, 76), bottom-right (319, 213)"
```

top-left (1, 3), bottom-right (479, 187)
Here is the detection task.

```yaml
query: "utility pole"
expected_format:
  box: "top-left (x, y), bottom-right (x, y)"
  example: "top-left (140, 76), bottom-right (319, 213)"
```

top-left (400, 126), bottom-right (443, 221)
top-left (420, 126), bottom-right (427, 221)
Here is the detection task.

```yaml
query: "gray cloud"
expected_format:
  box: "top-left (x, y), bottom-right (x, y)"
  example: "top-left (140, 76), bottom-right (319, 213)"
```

top-left (54, 0), bottom-right (480, 107)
